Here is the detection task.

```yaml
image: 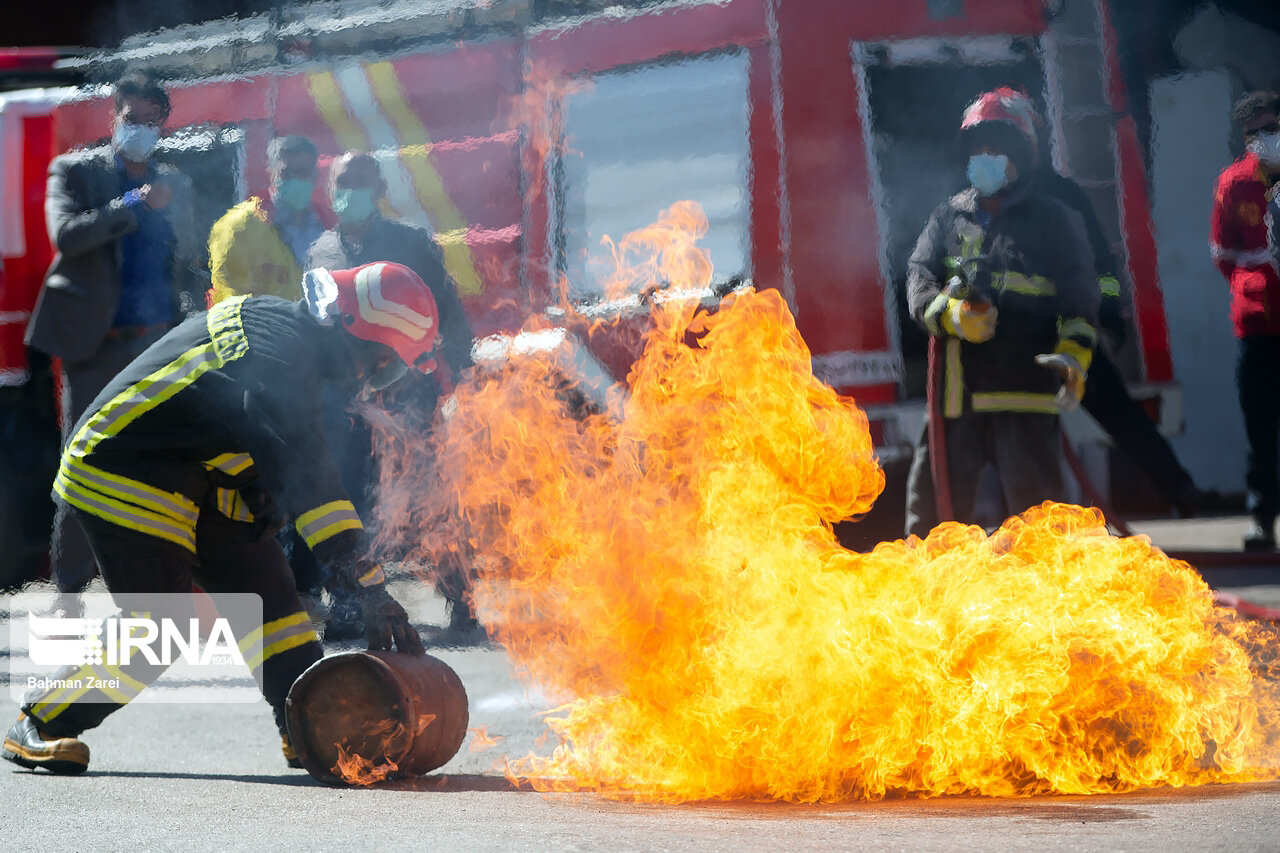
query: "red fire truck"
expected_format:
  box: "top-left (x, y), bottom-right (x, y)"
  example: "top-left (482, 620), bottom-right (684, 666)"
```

top-left (0, 0), bottom-right (1178, 575)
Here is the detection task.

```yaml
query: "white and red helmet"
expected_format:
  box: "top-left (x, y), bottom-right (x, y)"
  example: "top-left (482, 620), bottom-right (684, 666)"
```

top-left (959, 86), bottom-right (1040, 152)
top-left (304, 261), bottom-right (441, 374)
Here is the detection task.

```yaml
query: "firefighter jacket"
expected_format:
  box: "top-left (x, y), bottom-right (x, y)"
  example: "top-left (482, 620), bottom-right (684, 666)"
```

top-left (207, 198), bottom-right (305, 306)
top-left (53, 295), bottom-right (369, 565)
top-left (907, 180), bottom-right (1099, 417)
top-left (1210, 150), bottom-right (1280, 338)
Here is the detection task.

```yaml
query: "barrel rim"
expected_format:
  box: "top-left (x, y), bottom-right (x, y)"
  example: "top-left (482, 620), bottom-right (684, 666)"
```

top-left (285, 650), bottom-right (416, 786)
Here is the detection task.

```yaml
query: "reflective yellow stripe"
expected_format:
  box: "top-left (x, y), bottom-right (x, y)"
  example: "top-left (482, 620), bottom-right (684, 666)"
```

top-left (54, 473), bottom-right (197, 552)
top-left (993, 271), bottom-right (1055, 296)
top-left (55, 299), bottom-right (252, 548)
top-left (365, 61), bottom-right (482, 297)
top-left (244, 612), bottom-right (318, 671)
top-left (208, 296), bottom-right (250, 365)
top-left (358, 563), bottom-right (387, 588)
top-left (60, 462), bottom-right (198, 526)
top-left (943, 337), bottom-right (963, 418)
top-left (203, 452), bottom-right (255, 476)
top-left (296, 500), bottom-right (363, 548)
top-left (1056, 316), bottom-right (1097, 372)
top-left (214, 487), bottom-right (254, 523)
top-left (971, 392), bottom-right (1061, 414)
top-left (259, 631), bottom-right (319, 667)
top-left (66, 346), bottom-right (219, 462)
top-left (1054, 339), bottom-right (1094, 372)
top-left (30, 662), bottom-right (99, 715)
top-left (304, 518), bottom-right (364, 547)
top-left (238, 627), bottom-right (264, 655)
top-left (1098, 275), bottom-right (1120, 298)
top-left (1057, 316), bottom-right (1097, 346)
top-left (32, 663), bottom-right (149, 719)
top-left (91, 664), bottom-right (147, 706)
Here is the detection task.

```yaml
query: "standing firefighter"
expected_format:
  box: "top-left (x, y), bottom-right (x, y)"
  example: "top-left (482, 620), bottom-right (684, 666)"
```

top-left (904, 87), bottom-right (1099, 537)
top-left (3, 262), bottom-right (432, 775)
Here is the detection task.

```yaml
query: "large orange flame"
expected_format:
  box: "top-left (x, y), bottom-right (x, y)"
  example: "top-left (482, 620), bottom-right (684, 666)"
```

top-left (375, 202), bottom-right (1279, 802)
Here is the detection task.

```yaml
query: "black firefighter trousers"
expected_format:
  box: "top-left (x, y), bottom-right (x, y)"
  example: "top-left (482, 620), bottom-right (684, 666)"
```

top-left (905, 410), bottom-right (1065, 539)
top-left (23, 500), bottom-right (323, 740)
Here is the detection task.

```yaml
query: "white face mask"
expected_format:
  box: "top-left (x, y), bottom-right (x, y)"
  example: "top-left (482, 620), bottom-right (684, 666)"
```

top-left (113, 122), bottom-right (161, 162)
top-left (1248, 131), bottom-right (1280, 168)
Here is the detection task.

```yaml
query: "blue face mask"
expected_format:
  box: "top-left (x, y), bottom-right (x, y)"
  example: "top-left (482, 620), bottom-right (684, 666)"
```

top-left (273, 177), bottom-right (315, 213)
top-left (113, 122), bottom-right (161, 162)
top-left (967, 153), bottom-right (1010, 197)
top-left (332, 187), bottom-right (378, 224)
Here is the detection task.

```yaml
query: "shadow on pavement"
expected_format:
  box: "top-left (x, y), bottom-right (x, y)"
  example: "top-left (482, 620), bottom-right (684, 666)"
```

top-left (66, 769), bottom-right (318, 786)
top-left (381, 772), bottom-right (525, 792)
top-left (61, 770), bottom-right (525, 792)
top-left (22, 770), bottom-right (533, 792)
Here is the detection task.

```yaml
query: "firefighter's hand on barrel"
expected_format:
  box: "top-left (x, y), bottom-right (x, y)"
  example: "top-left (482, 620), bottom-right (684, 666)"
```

top-left (942, 296), bottom-right (997, 343)
top-left (1035, 353), bottom-right (1086, 412)
top-left (360, 585), bottom-right (425, 656)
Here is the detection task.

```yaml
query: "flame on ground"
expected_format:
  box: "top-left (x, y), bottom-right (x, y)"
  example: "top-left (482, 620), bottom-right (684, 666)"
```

top-left (329, 715), bottom-right (436, 786)
top-left (333, 743), bottom-right (399, 787)
top-left (376, 202), bottom-right (1280, 802)
top-left (469, 725), bottom-right (505, 753)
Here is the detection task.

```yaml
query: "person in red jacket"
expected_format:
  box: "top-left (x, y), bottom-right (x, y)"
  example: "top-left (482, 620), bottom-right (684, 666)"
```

top-left (1210, 90), bottom-right (1280, 551)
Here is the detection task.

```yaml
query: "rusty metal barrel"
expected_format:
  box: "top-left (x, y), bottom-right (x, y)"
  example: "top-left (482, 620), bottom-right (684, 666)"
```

top-left (285, 650), bottom-right (469, 785)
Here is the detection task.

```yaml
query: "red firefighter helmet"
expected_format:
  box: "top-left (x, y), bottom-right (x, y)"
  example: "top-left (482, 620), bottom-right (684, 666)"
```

top-left (959, 87), bottom-right (1040, 151)
top-left (308, 261), bottom-right (441, 374)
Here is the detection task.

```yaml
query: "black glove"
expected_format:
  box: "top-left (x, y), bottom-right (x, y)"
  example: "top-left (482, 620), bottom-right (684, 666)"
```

top-left (240, 485), bottom-right (286, 541)
top-left (1098, 297), bottom-right (1127, 349)
top-left (358, 585), bottom-right (425, 656)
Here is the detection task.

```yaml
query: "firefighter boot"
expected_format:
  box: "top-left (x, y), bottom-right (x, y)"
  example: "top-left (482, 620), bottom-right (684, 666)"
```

top-left (281, 733), bottom-right (303, 769)
top-left (3, 713), bottom-right (90, 774)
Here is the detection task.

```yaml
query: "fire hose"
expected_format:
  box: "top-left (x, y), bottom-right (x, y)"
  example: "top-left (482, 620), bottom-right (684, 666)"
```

top-left (926, 333), bottom-right (953, 524)
top-left (928, 259), bottom-right (994, 525)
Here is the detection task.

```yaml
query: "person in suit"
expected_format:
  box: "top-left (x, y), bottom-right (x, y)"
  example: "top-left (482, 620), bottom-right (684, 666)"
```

top-left (24, 71), bottom-right (200, 612)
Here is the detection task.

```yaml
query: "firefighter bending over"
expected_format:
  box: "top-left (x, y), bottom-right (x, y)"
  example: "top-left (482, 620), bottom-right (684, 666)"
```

top-left (3, 262), bottom-right (434, 775)
top-left (904, 87), bottom-right (1099, 537)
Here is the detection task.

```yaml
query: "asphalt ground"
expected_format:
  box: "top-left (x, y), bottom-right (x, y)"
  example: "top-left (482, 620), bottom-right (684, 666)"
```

top-left (1, 514), bottom-right (1277, 852)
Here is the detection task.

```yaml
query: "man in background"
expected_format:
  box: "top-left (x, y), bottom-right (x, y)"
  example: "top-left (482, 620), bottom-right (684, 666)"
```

top-left (1210, 90), bottom-right (1280, 551)
top-left (25, 71), bottom-right (199, 613)
top-left (206, 134), bottom-right (327, 305)
top-left (307, 151), bottom-right (480, 639)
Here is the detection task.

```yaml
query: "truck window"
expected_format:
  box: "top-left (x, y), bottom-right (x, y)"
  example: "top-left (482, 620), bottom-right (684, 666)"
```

top-left (553, 49), bottom-right (752, 303)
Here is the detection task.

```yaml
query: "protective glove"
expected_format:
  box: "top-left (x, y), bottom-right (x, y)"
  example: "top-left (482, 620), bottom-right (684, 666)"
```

top-left (941, 297), bottom-right (998, 343)
top-left (1098, 297), bottom-right (1127, 349)
top-left (1035, 353), bottom-right (1086, 412)
top-left (240, 485), bottom-right (286, 541)
top-left (357, 583), bottom-right (425, 656)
